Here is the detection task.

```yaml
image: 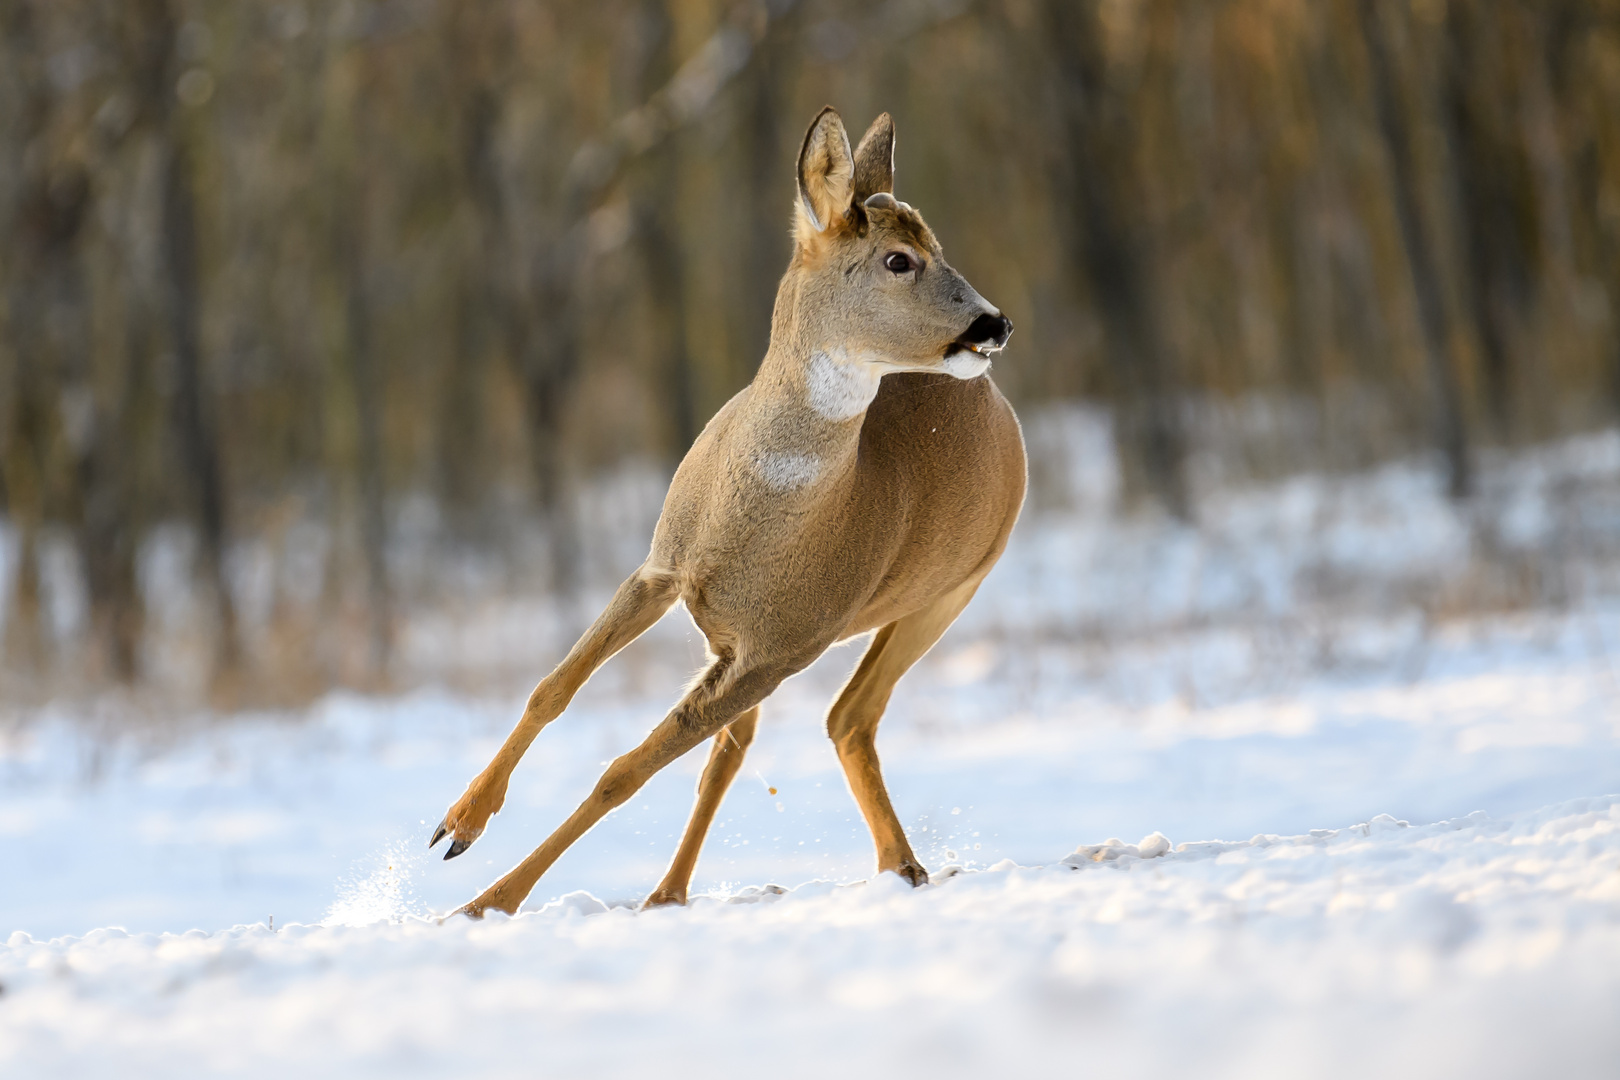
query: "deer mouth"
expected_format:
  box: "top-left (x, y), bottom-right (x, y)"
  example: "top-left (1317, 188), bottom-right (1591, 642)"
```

top-left (943, 338), bottom-right (1004, 361)
top-left (944, 312), bottom-right (1014, 359)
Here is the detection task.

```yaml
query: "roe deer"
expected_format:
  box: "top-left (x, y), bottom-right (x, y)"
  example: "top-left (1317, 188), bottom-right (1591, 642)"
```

top-left (431, 107), bottom-right (1025, 916)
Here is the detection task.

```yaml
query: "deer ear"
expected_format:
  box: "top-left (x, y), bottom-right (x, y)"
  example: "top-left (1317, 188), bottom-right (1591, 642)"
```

top-left (851, 113), bottom-right (895, 201)
top-left (795, 106), bottom-right (855, 242)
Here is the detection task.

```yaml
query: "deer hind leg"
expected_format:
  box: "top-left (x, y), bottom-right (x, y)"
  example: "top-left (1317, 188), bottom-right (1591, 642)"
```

top-left (459, 650), bottom-right (793, 918)
top-left (828, 575), bottom-right (985, 887)
top-left (430, 568), bottom-right (677, 858)
top-left (642, 704), bottom-right (761, 908)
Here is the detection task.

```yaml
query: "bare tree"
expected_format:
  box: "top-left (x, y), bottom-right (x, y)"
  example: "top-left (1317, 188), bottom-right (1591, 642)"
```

top-left (122, 0), bottom-right (241, 673)
top-left (1357, 0), bottom-right (1472, 498)
top-left (1045, 0), bottom-right (1189, 518)
top-left (324, 38), bottom-right (392, 678)
top-left (1442, 0), bottom-right (1531, 442)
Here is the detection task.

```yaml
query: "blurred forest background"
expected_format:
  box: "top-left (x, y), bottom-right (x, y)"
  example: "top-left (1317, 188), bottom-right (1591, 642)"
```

top-left (2, 0), bottom-right (1620, 704)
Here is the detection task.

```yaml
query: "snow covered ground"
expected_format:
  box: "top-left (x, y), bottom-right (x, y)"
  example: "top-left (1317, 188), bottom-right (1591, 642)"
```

top-left (4, 423), bottom-right (1620, 1077)
top-left (6, 796), bottom-right (1617, 1078)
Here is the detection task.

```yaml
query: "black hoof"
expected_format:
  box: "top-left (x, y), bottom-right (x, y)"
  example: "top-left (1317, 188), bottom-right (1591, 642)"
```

top-left (444, 838), bottom-right (470, 860)
top-left (429, 820), bottom-right (448, 848)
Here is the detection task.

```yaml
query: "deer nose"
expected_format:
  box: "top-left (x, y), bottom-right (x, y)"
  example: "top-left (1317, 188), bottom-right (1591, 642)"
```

top-left (961, 311), bottom-right (1012, 349)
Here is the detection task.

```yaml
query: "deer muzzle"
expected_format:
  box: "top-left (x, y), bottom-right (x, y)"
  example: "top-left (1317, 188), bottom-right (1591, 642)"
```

top-left (947, 311), bottom-right (1013, 357)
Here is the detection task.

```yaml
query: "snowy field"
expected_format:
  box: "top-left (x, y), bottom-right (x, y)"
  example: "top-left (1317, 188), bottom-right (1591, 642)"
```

top-left (4, 419), bottom-right (1620, 1077)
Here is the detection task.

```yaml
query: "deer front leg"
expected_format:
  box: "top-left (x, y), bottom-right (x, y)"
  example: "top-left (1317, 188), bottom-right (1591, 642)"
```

top-left (460, 653), bottom-right (791, 917)
top-left (429, 569), bottom-right (676, 859)
top-left (643, 705), bottom-right (760, 908)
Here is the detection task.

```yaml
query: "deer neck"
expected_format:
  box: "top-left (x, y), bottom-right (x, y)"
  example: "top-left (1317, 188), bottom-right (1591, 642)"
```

top-left (739, 345), bottom-right (873, 494)
top-left (738, 285), bottom-right (884, 496)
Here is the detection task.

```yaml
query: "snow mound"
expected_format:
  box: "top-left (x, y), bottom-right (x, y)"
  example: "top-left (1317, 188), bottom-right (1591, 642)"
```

top-left (1064, 830), bottom-right (1174, 863)
top-left (3, 796), bottom-right (1617, 1079)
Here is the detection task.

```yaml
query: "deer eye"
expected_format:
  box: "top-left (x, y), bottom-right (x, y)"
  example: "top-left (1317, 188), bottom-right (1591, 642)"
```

top-left (884, 252), bottom-right (913, 274)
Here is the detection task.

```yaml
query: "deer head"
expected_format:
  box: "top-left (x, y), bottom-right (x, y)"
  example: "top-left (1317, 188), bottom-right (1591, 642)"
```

top-left (781, 108), bottom-right (1012, 408)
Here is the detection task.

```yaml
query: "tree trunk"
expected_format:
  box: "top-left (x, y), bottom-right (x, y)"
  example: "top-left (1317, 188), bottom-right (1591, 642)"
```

top-left (336, 196), bottom-right (392, 678)
top-left (517, 245), bottom-right (584, 599)
top-left (162, 134), bottom-right (240, 671)
top-left (1357, 0), bottom-right (1472, 498)
top-left (631, 0), bottom-right (698, 456)
top-left (1441, 0), bottom-right (1529, 443)
top-left (1045, 0), bottom-right (1189, 519)
top-left (440, 82), bottom-right (500, 529)
top-left (2, 2), bottom-right (143, 684)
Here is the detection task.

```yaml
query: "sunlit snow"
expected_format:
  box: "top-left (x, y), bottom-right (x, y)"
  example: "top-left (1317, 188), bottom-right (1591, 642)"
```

top-left (4, 429), bottom-right (1620, 1077)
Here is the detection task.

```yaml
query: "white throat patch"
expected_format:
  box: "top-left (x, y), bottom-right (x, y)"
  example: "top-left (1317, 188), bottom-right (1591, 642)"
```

top-left (805, 348), bottom-right (882, 421)
top-left (941, 353), bottom-right (991, 380)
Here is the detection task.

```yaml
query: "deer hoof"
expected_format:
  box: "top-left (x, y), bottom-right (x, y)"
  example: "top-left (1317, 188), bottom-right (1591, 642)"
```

top-left (459, 881), bottom-right (523, 919)
top-left (642, 888), bottom-right (686, 909)
top-left (894, 861), bottom-right (930, 888)
top-left (430, 777), bottom-right (502, 857)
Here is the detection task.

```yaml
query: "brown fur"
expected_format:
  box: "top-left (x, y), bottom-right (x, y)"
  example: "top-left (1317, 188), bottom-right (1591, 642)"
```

top-left (434, 108), bottom-right (1027, 916)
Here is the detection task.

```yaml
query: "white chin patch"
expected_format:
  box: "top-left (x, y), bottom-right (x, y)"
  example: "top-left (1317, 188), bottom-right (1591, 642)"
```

top-left (754, 451), bottom-right (822, 491)
top-left (806, 348), bottom-right (882, 421)
top-left (941, 353), bottom-right (992, 380)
